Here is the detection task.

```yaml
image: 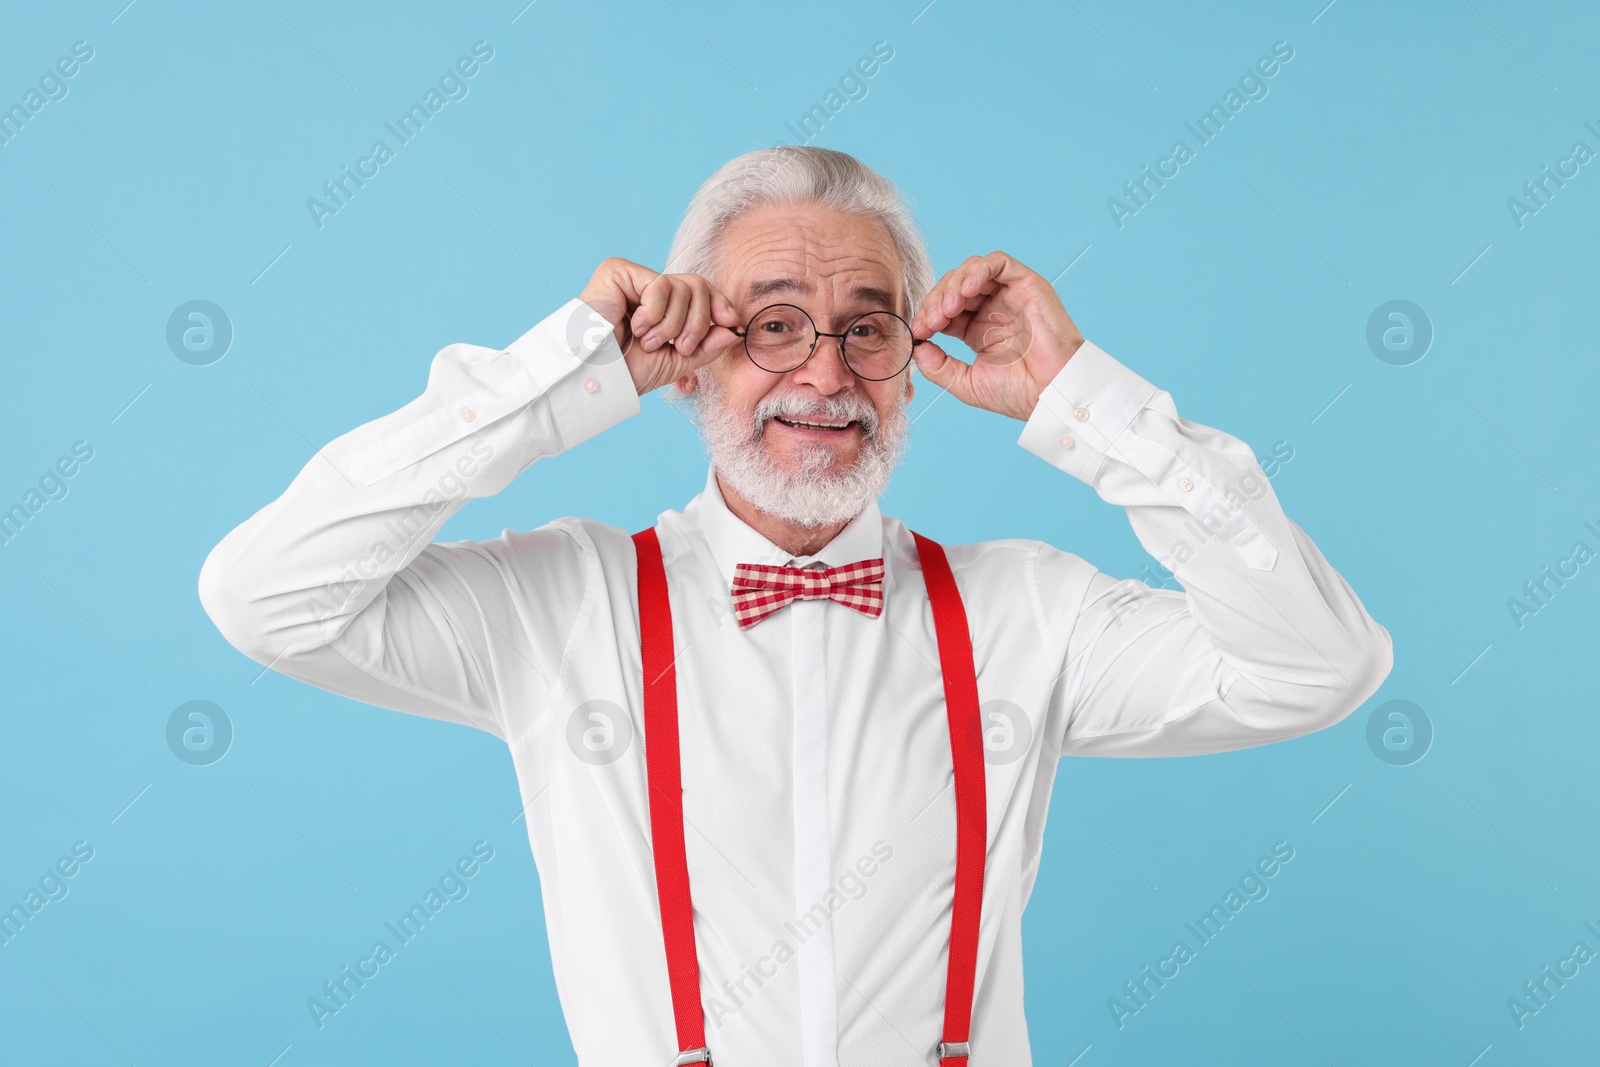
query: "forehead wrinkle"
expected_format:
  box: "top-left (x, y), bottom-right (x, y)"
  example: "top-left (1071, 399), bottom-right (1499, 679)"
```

top-left (721, 211), bottom-right (904, 319)
top-left (735, 252), bottom-right (899, 299)
top-left (741, 277), bottom-right (901, 331)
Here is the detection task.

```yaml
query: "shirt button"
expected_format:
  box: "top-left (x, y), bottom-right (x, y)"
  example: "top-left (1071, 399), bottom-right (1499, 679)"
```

top-left (1058, 434), bottom-right (1075, 448)
top-left (1073, 406), bottom-right (1089, 422)
top-left (583, 376), bottom-right (600, 393)
top-left (566, 343), bottom-right (581, 357)
top-left (1178, 476), bottom-right (1194, 491)
top-left (460, 406), bottom-right (476, 422)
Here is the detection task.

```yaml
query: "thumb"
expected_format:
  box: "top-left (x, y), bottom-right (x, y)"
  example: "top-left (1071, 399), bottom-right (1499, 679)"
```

top-left (912, 339), bottom-right (974, 404)
top-left (679, 325), bottom-right (742, 377)
top-left (703, 323), bottom-right (742, 351)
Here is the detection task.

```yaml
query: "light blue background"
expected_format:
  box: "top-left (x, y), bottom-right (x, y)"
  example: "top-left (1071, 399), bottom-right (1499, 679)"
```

top-left (2, 1), bottom-right (1596, 1064)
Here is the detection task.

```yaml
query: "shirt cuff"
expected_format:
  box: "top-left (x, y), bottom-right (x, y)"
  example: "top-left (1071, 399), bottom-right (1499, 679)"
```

top-left (1016, 340), bottom-right (1159, 485)
top-left (506, 297), bottom-right (641, 451)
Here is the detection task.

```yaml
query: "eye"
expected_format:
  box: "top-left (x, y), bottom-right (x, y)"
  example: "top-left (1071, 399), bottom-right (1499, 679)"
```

top-left (749, 306), bottom-right (809, 339)
top-left (849, 322), bottom-right (883, 339)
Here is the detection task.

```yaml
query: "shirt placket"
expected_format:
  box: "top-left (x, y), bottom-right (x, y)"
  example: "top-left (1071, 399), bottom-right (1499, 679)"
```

top-left (790, 562), bottom-right (838, 1064)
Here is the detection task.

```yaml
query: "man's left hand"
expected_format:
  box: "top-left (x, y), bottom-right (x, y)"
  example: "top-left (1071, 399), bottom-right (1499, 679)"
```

top-left (910, 252), bottom-right (1085, 422)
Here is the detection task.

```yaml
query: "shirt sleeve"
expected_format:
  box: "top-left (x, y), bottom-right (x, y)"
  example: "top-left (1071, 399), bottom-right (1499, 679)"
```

top-left (197, 298), bottom-right (639, 741)
top-left (1016, 340), bottom-right (1393, 758)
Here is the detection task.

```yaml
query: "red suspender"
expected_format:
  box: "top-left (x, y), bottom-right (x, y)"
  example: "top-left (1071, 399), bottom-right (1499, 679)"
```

top-left (912, 532), bottom-right (988, 1067)
top-left (632, 526), bottom-right (985, 1066)
top-left (632, 528), bottom-right (710, 1064)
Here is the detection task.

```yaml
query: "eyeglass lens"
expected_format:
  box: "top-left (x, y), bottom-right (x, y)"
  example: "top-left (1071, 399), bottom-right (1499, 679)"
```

top-left (743, 304), bottom-right (912, 380)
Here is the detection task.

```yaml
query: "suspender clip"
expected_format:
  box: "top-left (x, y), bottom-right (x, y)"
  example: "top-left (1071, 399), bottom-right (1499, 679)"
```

top-left (938, 1040), bottom-right (970, 1059)
top-left (675, 1049), bottom-right (712, 1064)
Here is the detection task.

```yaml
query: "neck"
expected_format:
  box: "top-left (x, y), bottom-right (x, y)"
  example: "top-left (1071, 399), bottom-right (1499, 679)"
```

top-left (715, 471), bottom-right (852, 558)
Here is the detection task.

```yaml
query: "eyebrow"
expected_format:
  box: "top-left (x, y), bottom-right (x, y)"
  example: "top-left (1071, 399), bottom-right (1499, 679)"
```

top-left (742, 277), bottom-right (903, 319)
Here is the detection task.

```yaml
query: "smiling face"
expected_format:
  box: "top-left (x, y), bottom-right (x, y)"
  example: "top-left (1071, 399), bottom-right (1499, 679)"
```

top-left (680, 201), bottom-right (916, 528)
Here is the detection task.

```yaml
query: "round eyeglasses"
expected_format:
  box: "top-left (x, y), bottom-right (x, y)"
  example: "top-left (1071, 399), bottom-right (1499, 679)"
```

top-left (731, 303), bottom-right (925, 381)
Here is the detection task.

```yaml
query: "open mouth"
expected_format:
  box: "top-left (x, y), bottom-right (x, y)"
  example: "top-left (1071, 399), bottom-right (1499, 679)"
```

top-left (770, 415), bottom-right (860, 434)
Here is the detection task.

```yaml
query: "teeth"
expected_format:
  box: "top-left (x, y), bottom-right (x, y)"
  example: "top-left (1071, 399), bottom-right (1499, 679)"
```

top-left (777, 416), bottom-right (850, 429)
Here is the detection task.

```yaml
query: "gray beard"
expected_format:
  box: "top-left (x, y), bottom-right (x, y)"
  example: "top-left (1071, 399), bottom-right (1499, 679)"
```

top-left (685, 369), bottom-right (911, 529)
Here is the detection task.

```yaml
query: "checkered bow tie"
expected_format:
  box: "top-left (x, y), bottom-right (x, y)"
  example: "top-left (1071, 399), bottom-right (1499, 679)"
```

top-left (730, 558), bottom-right (886, 629)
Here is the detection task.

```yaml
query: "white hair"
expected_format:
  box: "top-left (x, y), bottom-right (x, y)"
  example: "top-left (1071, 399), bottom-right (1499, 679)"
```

top-left (664, 146), bottom-right (934, 316)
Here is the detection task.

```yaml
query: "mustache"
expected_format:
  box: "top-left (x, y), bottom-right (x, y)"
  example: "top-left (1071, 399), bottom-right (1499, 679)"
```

top-left (750, 390), bottom-right (882, 437)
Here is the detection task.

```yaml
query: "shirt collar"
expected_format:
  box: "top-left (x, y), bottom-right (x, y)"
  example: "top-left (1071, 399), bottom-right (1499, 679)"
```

top-left (685, 465), bottom-right (885, 588)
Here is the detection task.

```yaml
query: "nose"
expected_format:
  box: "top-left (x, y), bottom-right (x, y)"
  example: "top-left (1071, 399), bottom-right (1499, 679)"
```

top-left (788, 333), bottom-right (854, 395)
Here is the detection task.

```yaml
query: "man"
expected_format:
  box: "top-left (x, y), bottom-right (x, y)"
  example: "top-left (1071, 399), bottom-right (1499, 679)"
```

top-left (199, 146), bottom-right (1392, 1066)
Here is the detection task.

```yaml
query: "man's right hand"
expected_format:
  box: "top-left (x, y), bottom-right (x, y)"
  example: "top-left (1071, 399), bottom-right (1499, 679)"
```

top-left (578, 258), bottom-right (743, 395)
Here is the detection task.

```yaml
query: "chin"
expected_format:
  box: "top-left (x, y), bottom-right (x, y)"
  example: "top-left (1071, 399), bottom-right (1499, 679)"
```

top-left (766, 441), bottom-right (862, 477)
top-left (697, 376), bottom-right (909, 530)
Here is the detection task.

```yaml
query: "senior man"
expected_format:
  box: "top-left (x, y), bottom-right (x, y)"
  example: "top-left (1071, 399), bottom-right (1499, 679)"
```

top-left (199, 146), bottom-right (1392, 1066)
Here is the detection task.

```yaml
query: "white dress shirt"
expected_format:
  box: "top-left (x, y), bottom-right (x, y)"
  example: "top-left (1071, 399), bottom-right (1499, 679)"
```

top-left (198, 297), bottom-right (1393, 1067)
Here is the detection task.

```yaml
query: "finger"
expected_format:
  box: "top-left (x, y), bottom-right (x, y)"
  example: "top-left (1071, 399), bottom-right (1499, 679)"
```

top-left (944, 308), bottom-right (978, 338)
top-left (662, 324), bottom-right (738, 388)
top-left (674, 280), bottom-right (712, 356)
top-left (632, 274), bottom-right (671, 340)
top-left (913, 269), bottom-right (962, 339)
top-left (915, 254), bottom-right (989, 337)
top-left (921, 251), bottom-right (1032, 340)
top-left (586, 259), bottom-right (658, 345)
top-left (702, 323), bottom-right (742, 351)
top-left (613, 259), bottom-right (662, 322)
top-left (948, 254), bottom-right (1007, 315)
top-left (917, 282), bottom-right (977, 341)
top-left (648, 278), bottom-right (691, 348)
top-left (959, 251), bottom-right (1039, 315)
top-left (622, 257), bottom-right (664, 292)
top-left (684, 324), bottom-right (741, 372)
top-left (647, 278), bottom-right (692, 352)
top-left (708, 283), bottom-right (740, 329)
top-left (943, 269), bottom-right (976, 317)
top-left (910, 338), bottom-right (977, 407)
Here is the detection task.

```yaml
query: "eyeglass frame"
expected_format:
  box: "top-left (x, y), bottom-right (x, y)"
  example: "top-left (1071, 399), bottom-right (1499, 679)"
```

top-left (730, 302), bottom-right (927, 382)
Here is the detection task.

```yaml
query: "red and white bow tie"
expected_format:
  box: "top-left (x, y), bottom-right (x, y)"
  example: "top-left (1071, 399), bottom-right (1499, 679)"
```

top-left (730, 558), bottom-right (886, 629)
